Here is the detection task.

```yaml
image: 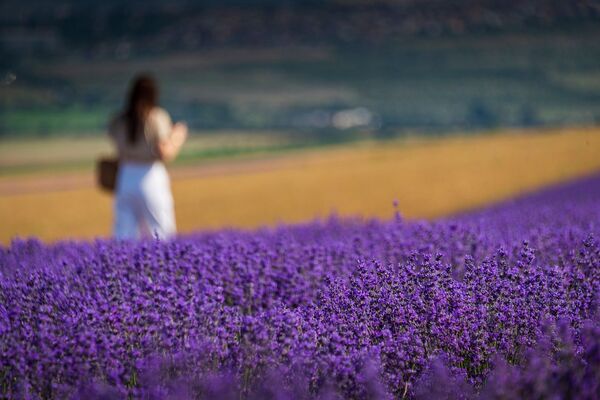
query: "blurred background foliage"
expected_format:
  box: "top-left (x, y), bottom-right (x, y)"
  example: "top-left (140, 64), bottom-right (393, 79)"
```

top-left (1, 0), bottom-right (599, 142)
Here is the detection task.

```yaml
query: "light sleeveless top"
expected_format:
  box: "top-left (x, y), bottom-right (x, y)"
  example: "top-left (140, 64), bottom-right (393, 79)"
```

top-left (108, 107), bottom-right (172, 163)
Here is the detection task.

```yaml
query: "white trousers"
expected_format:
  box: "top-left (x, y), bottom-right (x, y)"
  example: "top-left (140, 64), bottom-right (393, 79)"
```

top-left (113, 162), bottom-right (176, 240)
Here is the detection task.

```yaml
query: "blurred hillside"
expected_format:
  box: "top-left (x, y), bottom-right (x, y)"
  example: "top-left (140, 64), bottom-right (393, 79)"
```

top-left (2, 0), bottom-right (599, 51)
top-left (1, 0), bottom-right (600, 139)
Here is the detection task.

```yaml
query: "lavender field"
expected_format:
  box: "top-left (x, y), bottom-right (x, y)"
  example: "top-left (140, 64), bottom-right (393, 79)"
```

top-left (1, 174), bottom-right (600, 399)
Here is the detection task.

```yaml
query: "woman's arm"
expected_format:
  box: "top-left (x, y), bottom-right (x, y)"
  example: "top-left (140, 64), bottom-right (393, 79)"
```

top-left (157, 122), bottom-right (188, 162)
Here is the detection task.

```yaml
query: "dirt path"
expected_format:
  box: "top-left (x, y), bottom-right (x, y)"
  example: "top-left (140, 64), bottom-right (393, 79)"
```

top-left (0, 152), bottom-right (299, 196)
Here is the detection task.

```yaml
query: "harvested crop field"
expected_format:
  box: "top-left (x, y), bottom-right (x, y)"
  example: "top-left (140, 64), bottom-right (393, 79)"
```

top-left (0, 127), bottom-right (599, 243)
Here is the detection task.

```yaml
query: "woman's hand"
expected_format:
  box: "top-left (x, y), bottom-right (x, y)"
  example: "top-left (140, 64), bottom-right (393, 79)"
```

top-left (171, 122), bottom-right (188, 147)
top-left (157, 122), bottom-right (188, 162)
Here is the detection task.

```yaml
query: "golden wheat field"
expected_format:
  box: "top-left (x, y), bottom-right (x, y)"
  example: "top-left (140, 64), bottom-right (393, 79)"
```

top-left (0, 127), bottom-right (599, 244)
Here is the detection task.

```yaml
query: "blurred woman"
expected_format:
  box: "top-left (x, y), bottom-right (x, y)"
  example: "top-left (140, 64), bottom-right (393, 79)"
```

top-left (108, 74), bottom-right (187, 239)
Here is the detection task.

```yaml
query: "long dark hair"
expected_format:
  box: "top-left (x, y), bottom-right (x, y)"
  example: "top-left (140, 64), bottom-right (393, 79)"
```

top-left (125, 74), bottom-right (158, 144)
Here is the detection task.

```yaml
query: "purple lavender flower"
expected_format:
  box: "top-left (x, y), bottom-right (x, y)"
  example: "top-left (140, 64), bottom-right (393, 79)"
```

top-left (1, 173), bottom-right (599, 399)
